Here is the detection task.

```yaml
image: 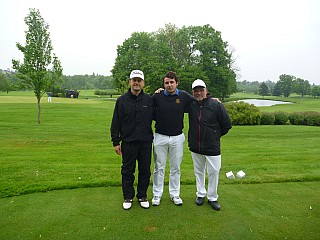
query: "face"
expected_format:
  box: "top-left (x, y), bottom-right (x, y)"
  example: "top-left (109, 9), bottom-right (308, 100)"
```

top-left (163, 77), bottom-right (178, 94)
top-left (130, 77), bottom-right (144, 93)
top-left (192, 87), bottom-right (207, 101)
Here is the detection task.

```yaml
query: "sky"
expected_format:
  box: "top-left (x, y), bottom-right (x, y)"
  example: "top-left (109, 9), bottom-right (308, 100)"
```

top-left (1, 0), bottom-right (320, 85)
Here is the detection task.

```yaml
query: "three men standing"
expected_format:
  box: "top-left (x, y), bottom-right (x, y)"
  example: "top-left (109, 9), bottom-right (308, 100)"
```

top-left (111, 70), bottom-right (231, 211)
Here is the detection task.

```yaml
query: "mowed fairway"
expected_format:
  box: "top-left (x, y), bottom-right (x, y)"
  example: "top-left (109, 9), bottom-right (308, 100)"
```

top-left (0, 91), bottom-right (319, 239)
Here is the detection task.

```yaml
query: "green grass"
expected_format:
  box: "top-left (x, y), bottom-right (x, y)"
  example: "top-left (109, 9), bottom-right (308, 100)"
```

top-left (0, 183), bottom-right (319, 240)
top-left (0, 91), bottom-right (319, 239)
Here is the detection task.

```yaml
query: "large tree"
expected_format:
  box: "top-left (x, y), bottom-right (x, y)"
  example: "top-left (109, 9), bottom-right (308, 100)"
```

top-left (182, 25), bottom-right (236, 99)
top-left (112, 24), bottom-right (237, 97)
top-left (12, 8), bottom-right (63, 124)
top-left (112, 32), bottom-right (155, 93)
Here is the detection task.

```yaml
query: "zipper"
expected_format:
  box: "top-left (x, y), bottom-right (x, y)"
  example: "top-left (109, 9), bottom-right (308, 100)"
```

top-left (197, 103), bottom-right (202, 151)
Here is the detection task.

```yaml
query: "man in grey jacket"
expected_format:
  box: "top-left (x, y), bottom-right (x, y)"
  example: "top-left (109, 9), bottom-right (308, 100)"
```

top-left (187, 79), bottom-right (232, 211)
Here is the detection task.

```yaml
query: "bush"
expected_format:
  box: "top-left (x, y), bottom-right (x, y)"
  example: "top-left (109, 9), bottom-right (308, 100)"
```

top-left (225, 101), bottom-right (261, 125)
top-left (94, 90), bottom-right (119, 96)
top-left (289, 112), bottom-right (306, 125)
top-left (274, 111), bottom-right (289, 125)
top-left (261, 112), bottom-right (275, 125)
top-left (288, 112), bottom-right (320, 126)
top-left (304, 112), bottom-right (320, 126)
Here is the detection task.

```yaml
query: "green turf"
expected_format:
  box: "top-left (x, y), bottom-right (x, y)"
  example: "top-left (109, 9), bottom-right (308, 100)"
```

top-left (0, 91), bottom-right (319, 239)
top-left (0, 183), bottom-right (318, 240)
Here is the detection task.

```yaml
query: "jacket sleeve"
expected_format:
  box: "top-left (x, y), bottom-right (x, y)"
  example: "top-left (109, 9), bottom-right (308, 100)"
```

top-left (152, 95), bottom-right (157, 121)
top-left (218, 103), bottom-right (232, 136)
top-left (184, 91), bottom-right (196, 113)
top-left (110, 99), bottom-right (121, 146)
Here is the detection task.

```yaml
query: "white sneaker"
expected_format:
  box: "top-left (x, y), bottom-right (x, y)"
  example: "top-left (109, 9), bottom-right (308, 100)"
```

top-left (138, 198), bottom-right (150, 209)
top-left (172, 196), bottom-right (183, 206)
top-left (152, 196), bottom-right (161, 206)
top-left (123, 199), bottom-right (132, 210)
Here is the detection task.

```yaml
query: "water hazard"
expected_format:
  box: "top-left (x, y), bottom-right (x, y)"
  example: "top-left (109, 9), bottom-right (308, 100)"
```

top-left (238, 99), bottom-right (293, 107)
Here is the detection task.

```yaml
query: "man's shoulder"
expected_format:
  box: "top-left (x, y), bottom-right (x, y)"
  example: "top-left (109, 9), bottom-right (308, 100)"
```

top-left (142, 92), bottom-right (152, 99)
top-left (141, 92), bottom-right (153, 103)
top-left (207, 97), bottom-right (220, 104)
top-left (117, 92), bottom-right (128, 99)
top-left (152, 91), bottom-right (165, 99)
top-left (179, 90), bottom-right (190, 95)
top-left (205, 98), bottom-right (226, 110)
top-left (116, 91), bottom-right (132, 102)
top-left (179, 90), bottom-right (193, 99)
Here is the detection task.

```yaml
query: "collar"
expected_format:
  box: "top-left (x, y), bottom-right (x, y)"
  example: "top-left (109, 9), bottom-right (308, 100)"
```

top-left (164, 88), bottom-right (179, 96)
top-left (128, 88), bottom-right (144, 98)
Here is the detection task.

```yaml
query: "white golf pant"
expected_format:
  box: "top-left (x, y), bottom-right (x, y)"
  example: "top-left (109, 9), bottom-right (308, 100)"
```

top-left (153, 133), bottom-right (185, 198)
top-left (191, 152), bottom-right (221, 201)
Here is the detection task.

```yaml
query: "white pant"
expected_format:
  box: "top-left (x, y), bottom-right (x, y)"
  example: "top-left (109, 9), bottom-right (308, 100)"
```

top-left (153, 133), bottom-right (185, 198)
top-left (191, 152), bottom-right (221, 201)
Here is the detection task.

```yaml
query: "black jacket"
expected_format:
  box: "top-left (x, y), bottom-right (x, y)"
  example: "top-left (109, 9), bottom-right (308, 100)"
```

top-left (110, 89), bottom-right (154, 146)
top-left (187, 98), bottom-right (232, 156)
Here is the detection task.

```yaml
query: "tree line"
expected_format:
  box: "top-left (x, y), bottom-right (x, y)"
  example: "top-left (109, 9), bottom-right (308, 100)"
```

top-left (238, 74), bottom-right (320, 98)
top-left (0, 70), bottom-right (114, 94)
top-left (2, 69), bottom-right (319, 98)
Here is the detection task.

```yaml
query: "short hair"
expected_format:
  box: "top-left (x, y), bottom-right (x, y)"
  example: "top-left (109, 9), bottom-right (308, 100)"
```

top-left (163, 71), bottom-right (178, 83)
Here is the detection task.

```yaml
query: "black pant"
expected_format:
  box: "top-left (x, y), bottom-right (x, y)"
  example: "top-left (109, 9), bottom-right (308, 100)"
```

top-left (121, 141), bottom-right (152, 200)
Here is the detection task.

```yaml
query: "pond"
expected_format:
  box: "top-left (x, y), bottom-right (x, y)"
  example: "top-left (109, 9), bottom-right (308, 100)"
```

top-left (237, 99), bottom-right (293, 107)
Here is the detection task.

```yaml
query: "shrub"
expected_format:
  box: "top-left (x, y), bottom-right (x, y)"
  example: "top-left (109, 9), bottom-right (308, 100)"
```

top-left (225, 101), bottom-right (261, 125)
top-left (274, 111), bottom-right (289, 125)
top-left (261, 112), bottom-right (275, 125)
top-left (94, 90), bottom-right (119, 96)
top-left (289, 112), bottom-right (306, 125)
top-left (304, 111), bottom-right (320, 126)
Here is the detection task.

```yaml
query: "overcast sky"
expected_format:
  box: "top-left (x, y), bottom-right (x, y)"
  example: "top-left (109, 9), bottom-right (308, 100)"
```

top-left (1, 0), bottom-right (320, 84)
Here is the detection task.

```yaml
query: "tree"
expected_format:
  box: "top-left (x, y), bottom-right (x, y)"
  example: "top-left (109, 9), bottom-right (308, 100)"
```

top-left (278, 74), bottom-right (294, 97)
top-left (293, 78), bottom-right (311, 97)
top-left (111, 32), bottom-right (159, 94)
top-left (12, 8), bottom-right (63, 124)
top-left (311, 85), bottom-right (320, 98)
top-left (0, 73), bottom-right (11, 93)
top-left (236, 80), bottom-right (260, 94)
top-left (183, 25), bottom-right (236, 99)
top-left (112, 24), bottom-right (237, 97)
top-left (265, 80), bottom-right (275, 94)
top-left (258, 82), bottom-right (269, 96)
top-left (272, 82), bottom-right (282, 96)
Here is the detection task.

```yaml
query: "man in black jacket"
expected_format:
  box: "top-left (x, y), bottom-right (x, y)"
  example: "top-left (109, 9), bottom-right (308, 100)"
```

top-left (110, 70), bottom-right (154, 210)
top-left (187, 79), bottom-right (232, 211)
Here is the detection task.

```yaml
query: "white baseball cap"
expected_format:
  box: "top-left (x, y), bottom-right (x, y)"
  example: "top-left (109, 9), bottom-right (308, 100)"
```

top-left (130, 70), bottom-right (144, 80)
top-left (192, 79), bottom-right (206, 89)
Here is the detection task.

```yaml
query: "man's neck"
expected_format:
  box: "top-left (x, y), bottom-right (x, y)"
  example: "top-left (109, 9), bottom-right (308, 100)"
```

top-left (131, 89), bottom-right (141, 96)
